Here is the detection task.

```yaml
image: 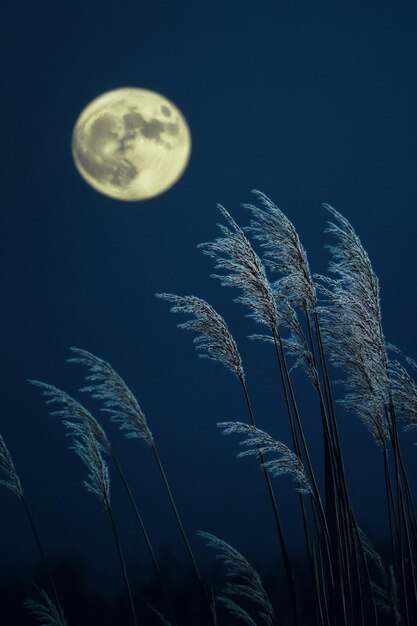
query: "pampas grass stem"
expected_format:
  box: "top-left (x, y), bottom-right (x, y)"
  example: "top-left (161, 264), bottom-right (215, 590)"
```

top-left (150, 443), bottom-right (214, 618)
top-left (106, 502), bottom-right (138, 626)
top-left (20, 494), bottom-right (61, 615)
top-left (240, 376), bottom-right (300, 626)
top-left (110, 452), bottom-right (177, 625)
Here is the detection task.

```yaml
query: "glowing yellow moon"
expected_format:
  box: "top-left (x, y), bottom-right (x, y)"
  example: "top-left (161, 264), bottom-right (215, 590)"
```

top-left (72, 88), bottom-right (191, 201)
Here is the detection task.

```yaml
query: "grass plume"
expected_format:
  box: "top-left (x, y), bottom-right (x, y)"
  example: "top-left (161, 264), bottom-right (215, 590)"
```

top-left (198, 531), bottom-right (274, 626)
top-left (24, 586), bottom-right (67, 626)
top-left (155, 293), bottom-right (244, 381)
top-left (3, 191), bottom-right (417, 626)
top-left (218, 421), bottom-right (311, 495)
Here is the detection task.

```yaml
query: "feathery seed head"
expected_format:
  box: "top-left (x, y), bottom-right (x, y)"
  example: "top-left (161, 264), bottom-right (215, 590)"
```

top-left (68, 348), bottom-right (154, 446)
top-left (28, 380), bottom-right (110, 453)
top-left (156, 293), bottom-right (245, 380)
top-left (357, 529), bottom-right (385, 578)
top-left (71, 423), bottom-right (111, 509)
top-left (316, 205), bottom-right (390, 448)
top-left (218, 421), bottom-right (311, 494)
top-left (25, 586), bottom-right (67, 626)
top-left (245, 190), bottom-right (317, 310)
top-left (29, 379), bottom-right (111, 507)
top-left (198, 531), bottom-right (274, 626)
top-left (389, 358), bottom-right (417, 434)
top-left (198, 205), bottom-right (280, 331)
top-left (0, 434), bottom-right (23, 498)
top-left (217, 597), bottom-right (257, 626)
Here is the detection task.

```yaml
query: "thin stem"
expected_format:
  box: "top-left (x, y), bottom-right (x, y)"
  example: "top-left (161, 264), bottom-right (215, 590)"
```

top-left (20, 494), bottom-right (61, 612)
top-left (240, 377), bottom-right (299, 626)
top-left (107, 502), bottom-right (138, 626)
top-left (388, 408), bottom-right (417, 624)
top-left (111, 452), bottom-right (177, 625)
top-left (312, 309), bottom-right (378, 624)
top-left (398, 452), bottom-right (417, 546)
top-left (383, 447), bottom-right (399, 565)
top-left (151, 443), bottom-right (213, 619)
top-left (316, 542), bottom-right (331, 626)
top-left (270, 326), bottom-right (343, 621)
top-left (272, 326), bottom-right (336, 577)
top-left (271, 326), bottom-right (329, 544)
top-left (313, 310), bottom-right (378, 625)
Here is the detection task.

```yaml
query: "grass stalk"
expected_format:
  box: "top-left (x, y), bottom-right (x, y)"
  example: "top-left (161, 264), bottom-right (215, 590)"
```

top-left (106, 502), bottom-right (139, 626)
top-left (151, 443), bottom-right (214, 620)
top-left (387, 411), bottom-right (417, 624)
top-left (240, 376), bottom-right (300, 626)
top-left (270, 327), bottom-right (348, 622)
top-left (313, 311), bottom-right (380, 624)
top-left (20, 494), bottom-right (61, 613)
top-left (110, 452), bottom-right (177, 625)
top-left (271, 327), bottom-right (329, 545)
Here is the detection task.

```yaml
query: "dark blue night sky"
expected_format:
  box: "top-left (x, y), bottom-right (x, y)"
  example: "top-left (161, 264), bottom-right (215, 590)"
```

top-left (1, 1), bottom-right (417, 624)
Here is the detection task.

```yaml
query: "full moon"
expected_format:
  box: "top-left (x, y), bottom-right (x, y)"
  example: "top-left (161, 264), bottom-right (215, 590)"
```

top-left (72, 88), bottom-right (191, 201)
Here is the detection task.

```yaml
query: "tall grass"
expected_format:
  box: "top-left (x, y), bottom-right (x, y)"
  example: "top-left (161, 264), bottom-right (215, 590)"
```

top-left (1, 191), bottom-right (416, 626)
top-left (0, 434), bottom-right (65, 623)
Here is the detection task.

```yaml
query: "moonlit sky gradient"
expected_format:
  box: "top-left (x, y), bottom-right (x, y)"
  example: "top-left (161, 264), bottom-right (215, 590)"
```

top-left (1, 0), bottom-right (417, 595)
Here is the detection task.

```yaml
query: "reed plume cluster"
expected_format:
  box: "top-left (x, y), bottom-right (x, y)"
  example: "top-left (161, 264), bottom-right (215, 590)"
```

top-left (1, 190), bottom-right (416, 626)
